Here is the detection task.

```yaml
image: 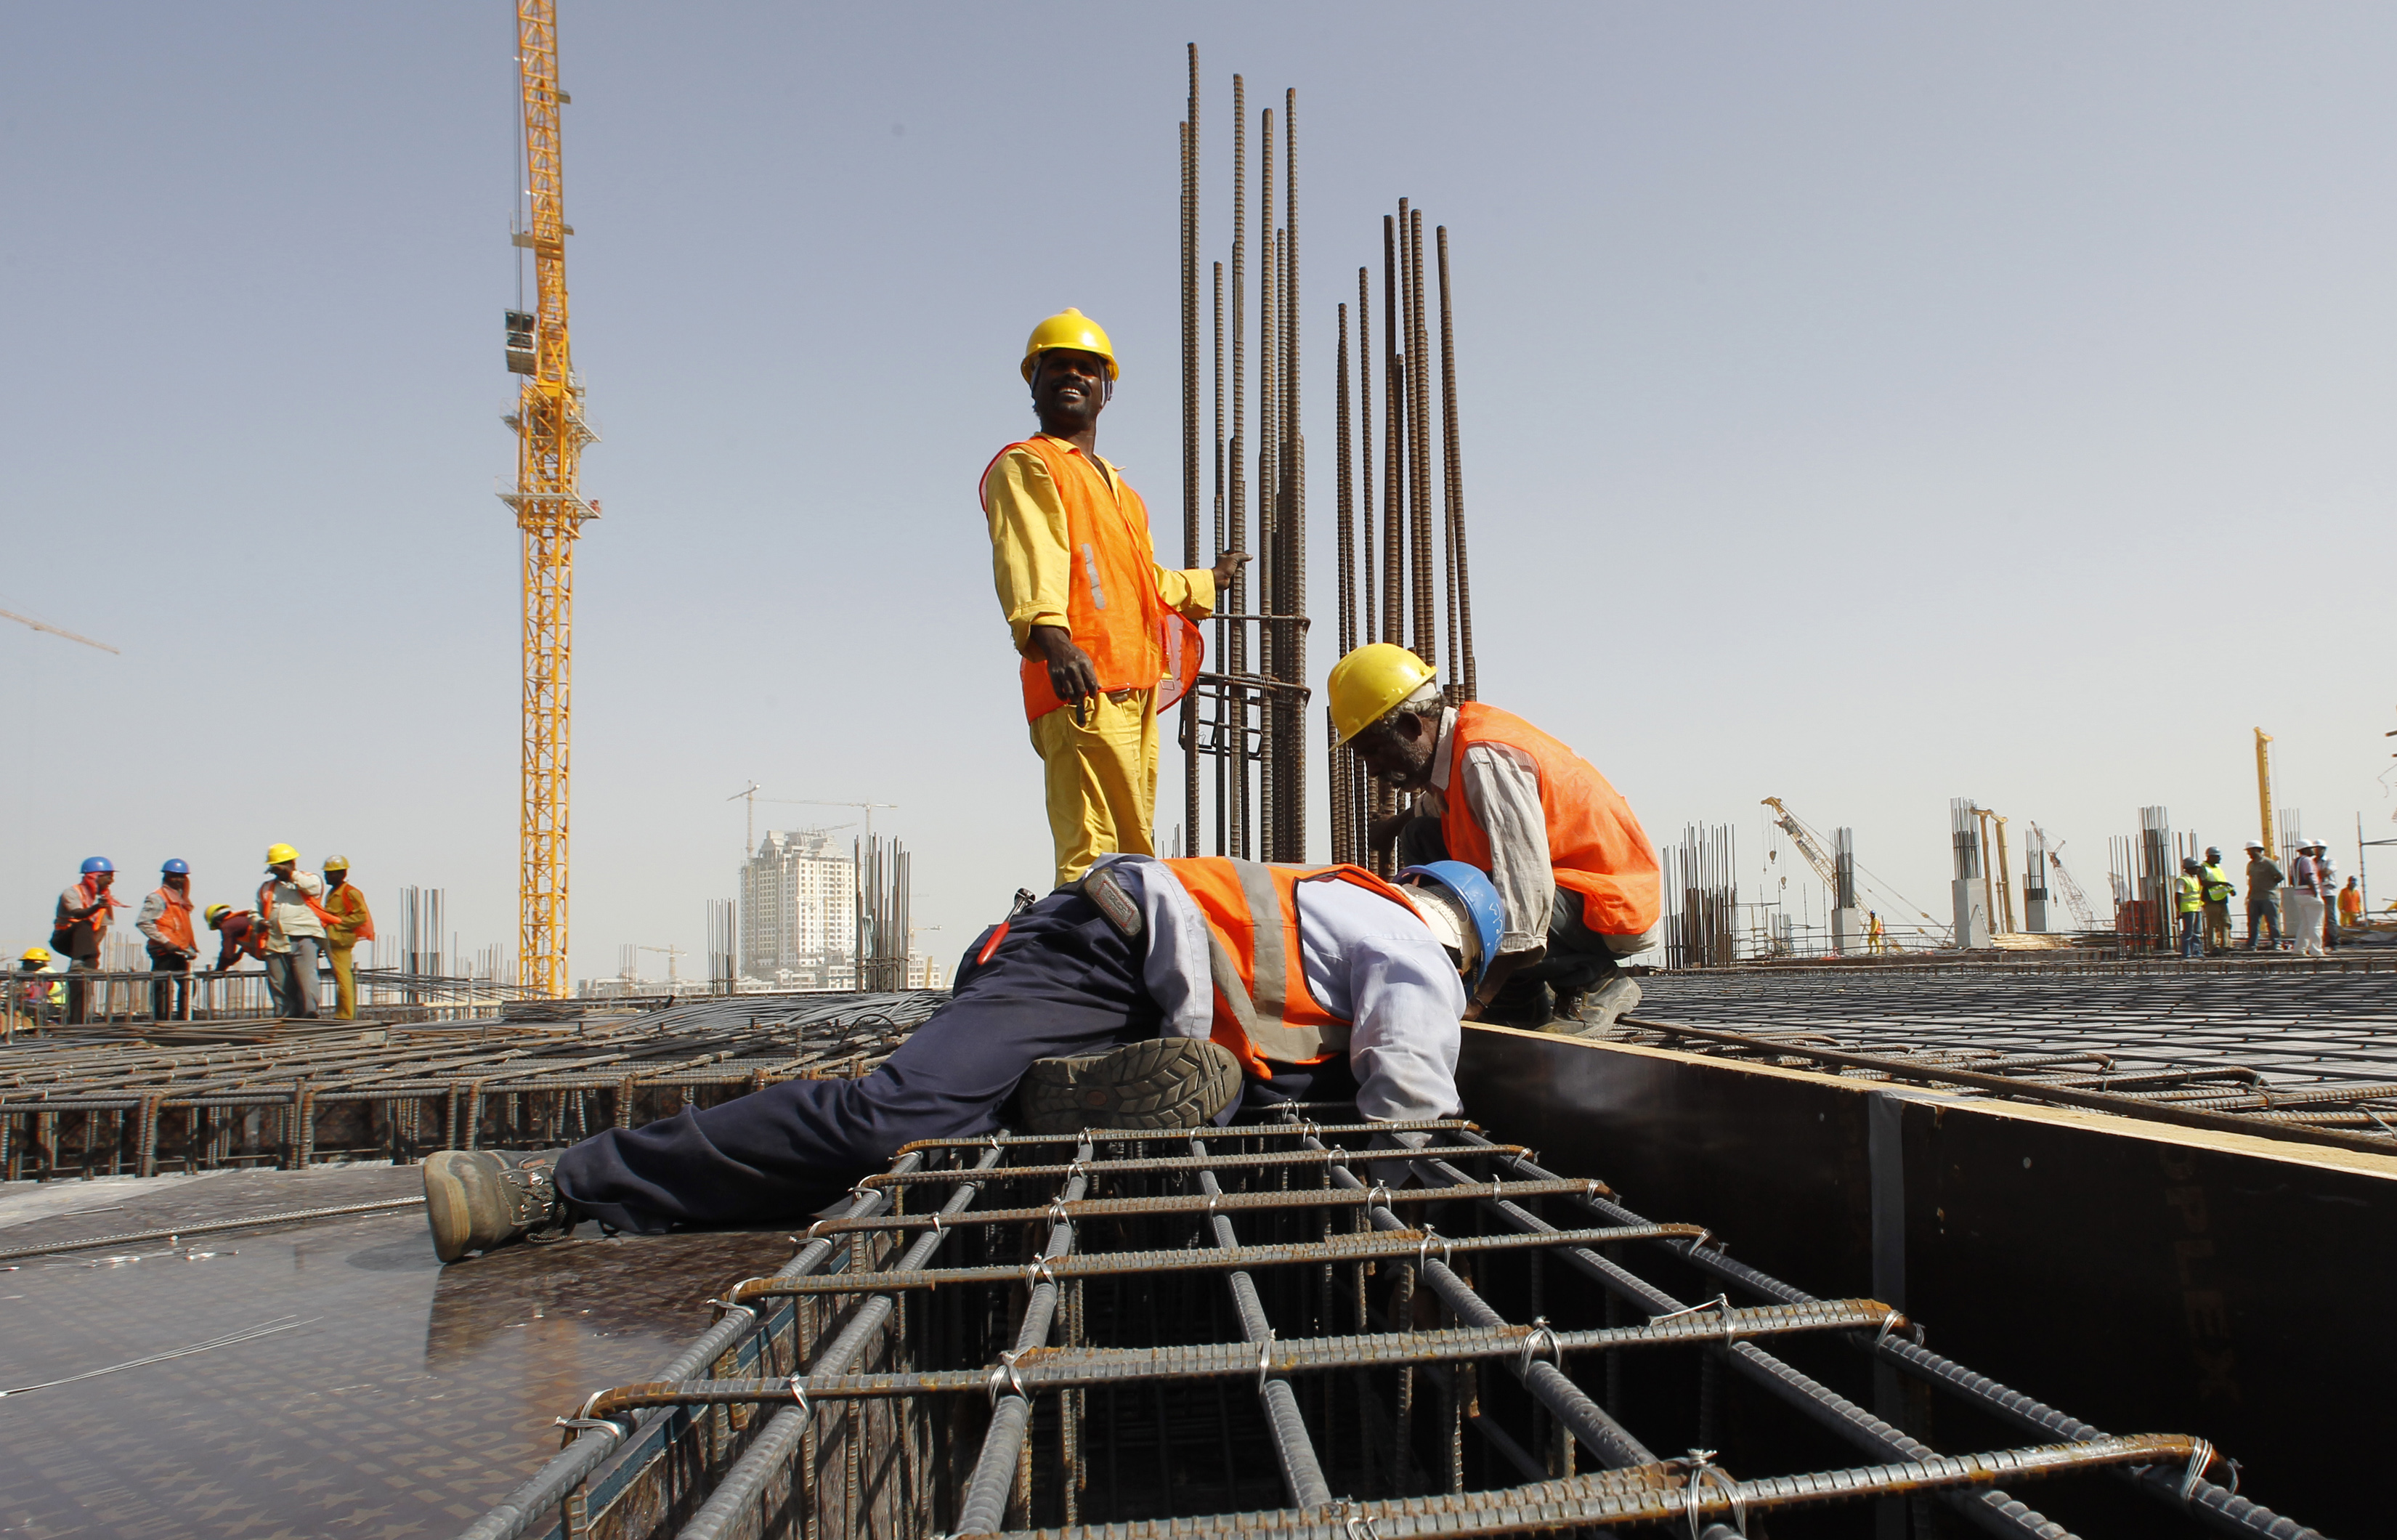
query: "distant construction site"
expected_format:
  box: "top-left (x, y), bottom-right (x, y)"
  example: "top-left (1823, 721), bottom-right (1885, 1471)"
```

top-left (2, 10), bottom-right (2388, 1540)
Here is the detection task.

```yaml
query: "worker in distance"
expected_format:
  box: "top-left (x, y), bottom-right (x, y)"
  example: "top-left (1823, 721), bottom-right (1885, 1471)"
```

top-left (1330, 642), bottom-right (1662, 1032)
top-left (421, 854), bottom-right (1506, 1263)
top-left (982, 309), bottom-right (1249, 889)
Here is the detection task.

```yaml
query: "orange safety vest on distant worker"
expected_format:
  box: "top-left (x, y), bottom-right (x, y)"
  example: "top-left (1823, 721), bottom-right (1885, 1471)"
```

top-left (323, 884), bottom-right (376, 944)
top-left (1162, 858), bottom-right (1423, 1079)
top-left (982, 436), bottom-right (1199, 723)
top-left (1436, 703), bottom-right (1663, 938)
top-left (149, 887), bottom-right (195, 952)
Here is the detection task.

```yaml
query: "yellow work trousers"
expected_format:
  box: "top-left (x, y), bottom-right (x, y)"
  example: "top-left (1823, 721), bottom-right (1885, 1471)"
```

top-left (327, 944), bottom-right (357, 1020)
top-left (1029, 688), bottom-right (1157, 889)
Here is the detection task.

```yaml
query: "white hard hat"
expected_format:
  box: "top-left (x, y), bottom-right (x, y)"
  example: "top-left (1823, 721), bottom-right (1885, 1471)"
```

top-left (2244, 840), bottom-right (2265, 850)
top-left (1406, 881), bottom-right (1477, 970)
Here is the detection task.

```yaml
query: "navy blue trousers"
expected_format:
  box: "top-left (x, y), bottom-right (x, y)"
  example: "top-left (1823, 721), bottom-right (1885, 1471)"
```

top-left (554, 888), bottom-right (1158, 1233)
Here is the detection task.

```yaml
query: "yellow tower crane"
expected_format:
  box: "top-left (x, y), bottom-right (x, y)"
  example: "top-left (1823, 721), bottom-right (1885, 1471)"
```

top-left (503, 0), bottom-right (599, 998)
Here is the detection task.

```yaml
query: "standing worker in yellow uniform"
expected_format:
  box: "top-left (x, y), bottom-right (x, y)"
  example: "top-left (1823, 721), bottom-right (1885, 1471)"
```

top-left (2198, 846), bottom-right (2236, 956)
top-left (981, 309), bottom-right (1247, 887)
top-left (2175, 856), bottom-right (2205, 958)
top-left (320, 856), bottom-right (374, 1021)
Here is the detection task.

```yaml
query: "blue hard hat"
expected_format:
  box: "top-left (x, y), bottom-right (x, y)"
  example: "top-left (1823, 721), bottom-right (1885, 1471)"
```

top-left (80, 856), bottom-right (114, 875)
top-left (161, 858), bottom-right (190, 875)
top-left (1398, 861), bottom-right (1506, 995)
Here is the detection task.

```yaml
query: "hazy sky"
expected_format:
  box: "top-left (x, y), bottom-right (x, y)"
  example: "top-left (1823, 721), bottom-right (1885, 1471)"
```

top-left (6, 4), bottom-right (2393, 980)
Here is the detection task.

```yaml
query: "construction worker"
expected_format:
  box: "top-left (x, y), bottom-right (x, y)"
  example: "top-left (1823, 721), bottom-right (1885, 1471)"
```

top-left (14, 948), bottom-right (55, 1032)
top-left (2198, 846), bottom-right (2236, 956)
top-left (2175, 857), bottom-right (2205, 958)
top-left (2340, 876), bottom-right (2364, 931)
top-left (1867, 911), bottom-right (1886, 953)
top-left (320, 856), bottom-right (374, 1020)
top-left (1332, 644), bottom-right (1660, 1031)
top-left (2241, 842), bottom-right (2284, 950)
top-left (2287, 840), bottom-right (2327, 957)
top-left (982, 309), bottom-right (1249, 888)
top-left (134, 859), bottom-right (200, 1021)
top-left (419, 854), bottom-right (1498, 1260)
top-left (206, 903), bottom-right (268, 973)
top-left (51, 857), bottom-right (122, 1024)
top-left (257, 843), bottom-right (328, 1019)
top-left (2314, 842), bottom-right (2342, 950)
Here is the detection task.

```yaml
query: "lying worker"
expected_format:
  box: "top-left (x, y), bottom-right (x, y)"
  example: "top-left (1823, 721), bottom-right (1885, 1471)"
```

top-left (421, 855), bottom-right (1499, 1263)
top-left (983, 309), bottom-right (1248, 888)
top-left (1331, 643), bottom-right (1661, 1032)
top-left (205, 902), bottom-right (267, 972)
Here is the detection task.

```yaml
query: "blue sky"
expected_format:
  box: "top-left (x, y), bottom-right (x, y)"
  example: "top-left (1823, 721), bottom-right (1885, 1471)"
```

top-left (6, 4), bottom-right (2393, 978)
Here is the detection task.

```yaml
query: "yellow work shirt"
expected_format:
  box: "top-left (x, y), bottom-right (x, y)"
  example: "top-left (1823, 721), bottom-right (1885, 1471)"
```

top-left (983, 436), bottom-right (1214, 655)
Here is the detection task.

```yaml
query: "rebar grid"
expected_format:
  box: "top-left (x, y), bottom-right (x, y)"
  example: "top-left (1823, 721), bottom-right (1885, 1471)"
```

top-left (1614, 966), bottom-right (2397, 1151)
top-left (478, 1112), bottom-right (2316, 1540)
top-left (0, 990), bottom-right (943, 1182)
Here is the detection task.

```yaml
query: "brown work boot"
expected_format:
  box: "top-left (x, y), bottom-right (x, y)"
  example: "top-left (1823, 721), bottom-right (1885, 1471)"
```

top-left (423, 1148), bottom-right (572, 1263)
top-left (1017, 1037), bottom-right (1241, 1135)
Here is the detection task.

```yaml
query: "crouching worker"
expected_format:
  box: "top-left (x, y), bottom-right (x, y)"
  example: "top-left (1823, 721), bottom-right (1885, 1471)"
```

top-left (1331, 642), bottom-right (1663, 1032)
top-left (421, 856), bottom-right (1498, 1263)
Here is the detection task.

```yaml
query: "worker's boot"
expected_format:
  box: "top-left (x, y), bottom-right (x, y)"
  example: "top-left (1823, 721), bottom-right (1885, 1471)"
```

top-left (1562, 975), bottom-right (1642, 1038)
top-left (1018, 1037), bottom-right (1242, 1135)
top-left (423, 1148), bottom-right (575, 1264)
top-left (1478, 979), bottom-right (1554, 1029)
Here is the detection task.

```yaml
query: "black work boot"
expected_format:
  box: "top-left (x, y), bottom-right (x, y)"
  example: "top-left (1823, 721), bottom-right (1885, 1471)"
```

top-left (1018, 1037), bottom-right (1241, 1135)
top-left (1477, 978), bottom-right (1554, 1029)
top-left (423, 1148), bottom-right (572, 1263)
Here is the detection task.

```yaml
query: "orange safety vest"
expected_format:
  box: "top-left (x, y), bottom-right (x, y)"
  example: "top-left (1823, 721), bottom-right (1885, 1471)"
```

top-left (983, 436), bottom-right (1191, 724)
top-left (1436, 702), bottom-right (1662, 937)
top-left (259, 879), bottom-right (343, 936)
top-left (149, 887), bottom-right (195, 951)
top-left (1162, 857), bottom-right (1423, 1078)
top-left (323, 883), bottom-right (376, 944)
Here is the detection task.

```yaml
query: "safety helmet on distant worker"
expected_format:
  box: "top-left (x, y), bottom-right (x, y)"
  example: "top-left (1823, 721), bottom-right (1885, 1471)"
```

top-left (2244, 840), bottom-right (2265, 851)
top-left (204, 904), bottom-right (234, 928)
top-left (79, 856), bottom-right (113, 875)
top-left (1398, 862), bottom-right (1505, 997)
top-left (20, 947), bottom-right (50, 966)
top-left (265, 843), bottom-right (299, 866)
top-left (161, 858), bottom-right (190, 875)
top-left (2181, 856), bottom-right (2202, 872)
top-left (1020, 308), bottom-right (1119, 382)
top-left (1326, 643), bottom-right (1440, 746)
top-left (321, 854), bottom-right (349, 873)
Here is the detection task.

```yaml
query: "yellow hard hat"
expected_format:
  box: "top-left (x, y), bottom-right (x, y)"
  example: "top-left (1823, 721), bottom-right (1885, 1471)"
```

top-left (1021, 308), bottom-right (1118, 382)
top-left (322, 854), bottom-right (349, 872)
top-left (20, 947), bottom-right (49, 965)
top-left (1326, 643), bottom-right (1439, 745)
top-left (204, 904), bottom-right (233, 927)
top-left (266, 843), bottom-right (299, 865)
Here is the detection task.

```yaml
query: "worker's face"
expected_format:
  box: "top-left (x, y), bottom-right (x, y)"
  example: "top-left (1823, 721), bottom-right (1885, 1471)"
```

top-left (269, 861), bottom-right (294, 880)
top-left (1031, 350), bottom-right (1110, 434)
top-left (1353, 711), bottom-right (1439, 791)
top-left (92, 870), bottom-right (113, 891)
top-left (325, 870), bottom-right (347, 890)
top-left (165, 873), bottom-right (187, 893)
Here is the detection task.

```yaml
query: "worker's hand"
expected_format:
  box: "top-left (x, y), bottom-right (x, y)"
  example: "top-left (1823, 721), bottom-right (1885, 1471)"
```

top-left (1028, 625), bottom-right (1101, 710)
top-left (1464, 948), bottom-right (1538, 1021)
top-left (1367, 811), bottom-right (1414, 854)
top-left (1211, 550), bottom-right (1252, 591)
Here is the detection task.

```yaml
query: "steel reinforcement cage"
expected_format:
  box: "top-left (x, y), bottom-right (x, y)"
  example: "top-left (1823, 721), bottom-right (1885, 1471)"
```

top-left (462, 1114), bottom-right (2320, 1540)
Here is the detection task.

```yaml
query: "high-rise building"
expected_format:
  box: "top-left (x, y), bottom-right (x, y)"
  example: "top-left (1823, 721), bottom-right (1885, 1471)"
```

top-left (739, 829), bottom-right (857, 981)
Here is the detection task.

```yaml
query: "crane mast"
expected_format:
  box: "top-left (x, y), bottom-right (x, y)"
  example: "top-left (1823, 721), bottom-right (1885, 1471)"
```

top-left (504, 0), bottom-right (598, 998)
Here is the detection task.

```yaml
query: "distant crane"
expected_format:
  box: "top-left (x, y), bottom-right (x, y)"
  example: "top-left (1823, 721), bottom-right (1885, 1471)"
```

top-left (636, 943), bottom-right (686, 985)
top-left (1760, 795), bottom-right (1947, 944)
top-left (0, 607), bottom-right (116, 654)
top-left (2027, 822), bottom-right (2099, 930)
top-left (506, 0), bottom-right (599, 1000)
top-left (726, 782), bottom-right (891, 857)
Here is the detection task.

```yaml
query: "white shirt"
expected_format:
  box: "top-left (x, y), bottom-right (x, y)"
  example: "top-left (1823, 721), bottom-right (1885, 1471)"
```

top-left (1093, 855), bottom-right (1466, 1123)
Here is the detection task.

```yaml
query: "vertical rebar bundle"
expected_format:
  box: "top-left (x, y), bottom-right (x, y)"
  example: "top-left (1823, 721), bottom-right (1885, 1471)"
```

top-left (1185, 60), bottom-right (1310, 862)
top-left (707, 899), bottom-right (737, 995)
top-left (1833, 827), bottom-right (1858, 912)
top-left (854, 837), bottom-right (912, 994)
top-left (1661, 824), bottom-right (1740, 968)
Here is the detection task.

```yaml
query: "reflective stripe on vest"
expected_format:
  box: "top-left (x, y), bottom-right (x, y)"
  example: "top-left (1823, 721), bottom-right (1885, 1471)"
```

top-left (1437, 702), bottom-right (1662, 936)
top-left (981, 437), bottom-right (1167, 722)
top-left (1163, 857), bottom-right (1423, 1075)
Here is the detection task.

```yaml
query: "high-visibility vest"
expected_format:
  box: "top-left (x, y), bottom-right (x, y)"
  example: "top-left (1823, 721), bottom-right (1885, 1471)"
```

top-left (1435, 703), bottom-right (1662, 937)
top-left (1161, 858), bottom-right (1424, 1078)
top-left (258, 879), bottom-right (342, 939)
top-left (983, 436), bottom-right (1169, 723)
top-left (323, 884), bottom-right (376, 944)
top-left (2177, 875), bottom-right (2205, 913)
top-left (149, 887), bottom-right (195, 951)
top-left (2340, 888), bottom-right (2364, 921)
top-left (2200, 864), bottom-right (2234, 904)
